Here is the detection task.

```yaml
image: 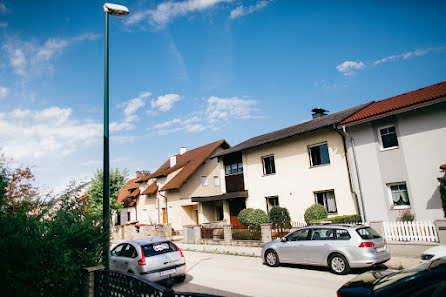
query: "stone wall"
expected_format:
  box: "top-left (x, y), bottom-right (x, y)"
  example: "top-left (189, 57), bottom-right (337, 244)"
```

top-left (111, 224), bottom-right (172, 242)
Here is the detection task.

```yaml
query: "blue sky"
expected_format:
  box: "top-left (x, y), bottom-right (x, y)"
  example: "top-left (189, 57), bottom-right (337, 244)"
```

top-left (0, 0), bottom-right (445, 194)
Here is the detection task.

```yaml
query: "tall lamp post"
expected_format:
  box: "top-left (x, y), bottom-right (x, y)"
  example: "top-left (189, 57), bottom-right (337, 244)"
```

top-left (102, 3), bottom-right (129, 270)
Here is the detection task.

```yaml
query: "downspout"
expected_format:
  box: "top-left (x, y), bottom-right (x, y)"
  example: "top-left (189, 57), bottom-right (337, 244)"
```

top-left (159, 191), bottom-right (168, 224)
top-left (340, 125), bottom-right (367, 222)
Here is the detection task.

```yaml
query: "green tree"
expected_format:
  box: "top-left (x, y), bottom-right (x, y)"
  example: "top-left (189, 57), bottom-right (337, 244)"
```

top-left (304, 204), bottom-right (328, 223)
top-left (269, 206), bottom-right (291, 226)
top-left (86, 168), bottom-right (128, 218)
top-left (238, 208), bottom-right (270, 226)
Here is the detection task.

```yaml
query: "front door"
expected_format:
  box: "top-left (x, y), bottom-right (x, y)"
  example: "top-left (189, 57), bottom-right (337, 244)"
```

top-left (193, 209), bottom-right (199, 225)
top-left (229, 198), bottom-right (246, 225)
top-left (162, 208), bottom-right (166, 224)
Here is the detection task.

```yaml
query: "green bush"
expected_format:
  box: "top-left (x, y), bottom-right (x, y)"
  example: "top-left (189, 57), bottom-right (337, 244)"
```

top-left (311, 214), bottom-right (362, 224)
top-left (304, 204), bottom-right (328, 223)
top-left (232, 229), bottom-right (261, 241)
top-left (441, 185), bottom-right (446, 218)
top-left (398, 210), bottom-right (415, 222)
top-left (269, 206), bottom-right (291, 225)
top-left (238, 208), bottom-right (270, 226)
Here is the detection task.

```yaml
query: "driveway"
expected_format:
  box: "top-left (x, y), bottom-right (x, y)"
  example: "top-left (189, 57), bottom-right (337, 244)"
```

top-left (172, 251), bottom-right (356, 297)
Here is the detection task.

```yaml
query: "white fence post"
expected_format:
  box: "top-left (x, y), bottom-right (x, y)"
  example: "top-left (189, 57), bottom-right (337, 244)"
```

top-left (382, 221), bottom-right (438, 243)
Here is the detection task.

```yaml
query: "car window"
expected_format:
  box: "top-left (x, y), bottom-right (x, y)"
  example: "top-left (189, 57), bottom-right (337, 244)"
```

top-left (111, 244), bottom-right (126, 257)
top-left (142, 242), bottom-right (178, 257)
top-left (121, 244), bottom-right (137, 258)
top-left (310, 228), bottom-right (335, 240)
top-left (287, 229), bottom-right (310, 241)
top-left (356, 227), bottom-right (381, 239)
top-left (335, 229), bottom-right (351, 240)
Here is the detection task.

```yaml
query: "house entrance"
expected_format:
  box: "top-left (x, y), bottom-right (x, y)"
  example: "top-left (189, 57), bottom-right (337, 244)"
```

top-left (162, 208), bottom-right (166, 224)
top-left (229, 198), bottom-right (246, 225)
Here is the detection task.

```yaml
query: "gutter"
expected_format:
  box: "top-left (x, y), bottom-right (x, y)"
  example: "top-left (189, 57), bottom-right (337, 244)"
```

top-left (339, 125), bottom-right (367, 222)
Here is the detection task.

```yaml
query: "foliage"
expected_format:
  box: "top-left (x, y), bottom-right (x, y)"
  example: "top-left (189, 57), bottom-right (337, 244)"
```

top-left (311, 214), bottom-right (362, 224)
top-left (304, 204), bottom-right (328, 223)
top-left (441, 185), bottom-right (446, 218)
top-left (0, 164), bottom-right (105, 297)
top-left (86, 168), bottom-right (128, 218)
top-left (238, 208), bottom-right (270, 226)
top-left (269, 206), bottom-right (291, 225)
top-left (397, 210), bottom-right (415, 222)
top-left (232, 228), bottom-right (261, 241)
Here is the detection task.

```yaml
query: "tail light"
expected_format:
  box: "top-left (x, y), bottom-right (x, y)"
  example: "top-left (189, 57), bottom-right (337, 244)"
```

top-left (337, 290), bottom-right (342, 297)
top-left (359, 242), bottom-right (375, 247)
top-left (137, 247), bottom-right (146, 266)
top-left (171, 242), bottom-right (184, 257)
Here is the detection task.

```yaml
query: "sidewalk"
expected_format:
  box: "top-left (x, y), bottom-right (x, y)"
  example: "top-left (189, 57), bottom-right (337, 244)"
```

top-left (174, 241), bottom-right (420, 270)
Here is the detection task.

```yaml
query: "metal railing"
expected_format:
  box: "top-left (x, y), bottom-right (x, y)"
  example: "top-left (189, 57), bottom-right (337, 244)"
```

top-left (94, 270), bottom-right (222, 297)
top-left (200, 226), bottom-right (224, 240)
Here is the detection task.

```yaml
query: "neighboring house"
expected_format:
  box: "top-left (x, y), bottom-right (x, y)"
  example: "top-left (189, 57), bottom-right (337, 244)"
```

top-left (206, 103), bottom-right (372, 224)
top-left (116, 140), bottom-right (230, 231)
top-left (115, 177), bottom-right (141, 225)
top-left (47, 182), bottom-right (90, 216)
top-left (339, 81), bottom-right (446, 222)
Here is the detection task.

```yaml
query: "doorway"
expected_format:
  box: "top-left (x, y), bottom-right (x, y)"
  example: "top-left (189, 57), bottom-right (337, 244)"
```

top-left (229, 198), bottom-right (246, 225)
top-left (162, 208), bottom-right (166, 224)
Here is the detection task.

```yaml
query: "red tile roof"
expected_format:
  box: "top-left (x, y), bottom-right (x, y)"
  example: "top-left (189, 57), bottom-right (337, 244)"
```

top-left (77, 194), bottom-right (89, 201)
top-left (141, 182), bottom-right (158, 195)
top-left (340, 81), bottom-right (446, 126)
top-left (116, 177), bottom-right (139, 205)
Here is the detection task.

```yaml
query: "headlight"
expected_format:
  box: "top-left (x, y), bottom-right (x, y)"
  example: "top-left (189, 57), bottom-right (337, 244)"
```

top-left (421, 254), bottom-right (434, 261)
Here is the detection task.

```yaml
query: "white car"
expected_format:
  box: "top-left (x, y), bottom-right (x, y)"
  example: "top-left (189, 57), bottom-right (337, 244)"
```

top-left (420, 245), bottom-right (446, 262)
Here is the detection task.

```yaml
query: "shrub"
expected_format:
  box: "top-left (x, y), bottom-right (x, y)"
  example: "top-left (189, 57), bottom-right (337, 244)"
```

top-left (311, 214), bottom-right (362, 224)
top-left (238, 208), bottom-right (270, 226)
top-left (232, 229), bottom-right (261, 241)
top-left (441, 185), bottom-right (446, 218)
top-left (398, 210), bottom-right (415, 222)
top-left (304, 204), bottom-right (328, 223)
top-left (269, 206), bottom-right (291, 225)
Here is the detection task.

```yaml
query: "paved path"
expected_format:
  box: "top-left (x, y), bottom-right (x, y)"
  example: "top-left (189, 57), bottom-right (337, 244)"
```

top-left (173, 251), bottom-right (356, 297)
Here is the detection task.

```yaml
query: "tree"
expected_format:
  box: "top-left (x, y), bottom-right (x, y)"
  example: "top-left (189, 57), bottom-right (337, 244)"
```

top-left (269, 206), bottom-right (291, 226)
top-left (304, 204), bottom-right (328, 223)
top-left (238, 208), bottom-right (270, 226)
top-left (86, 168), bottom-right (128, 218)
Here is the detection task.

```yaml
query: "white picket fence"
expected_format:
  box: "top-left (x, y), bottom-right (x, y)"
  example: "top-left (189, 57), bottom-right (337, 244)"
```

top-left (383, 221), bottom-right (439, 242)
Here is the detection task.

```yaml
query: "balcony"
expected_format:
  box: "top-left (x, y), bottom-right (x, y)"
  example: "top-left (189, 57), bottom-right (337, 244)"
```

top-left (225, 173), bottom-right (244, 192)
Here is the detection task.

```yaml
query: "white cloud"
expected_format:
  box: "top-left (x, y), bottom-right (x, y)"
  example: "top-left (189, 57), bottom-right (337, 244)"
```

top-left (2, 33), bottom-right (101, 77)
top-left (110, 121), bottom-right (135, 132)
top-left (0, 86), bottom-right (8, 99)
top-left (230, 0), bottom-right (271, 19)
top-left (121, 92), bottom-right (151, 121)
top-left (81, 157), bottom-right (129, 167)
top-left (336, 61), bottom-right (365, 76)
top-left (126, 0), bottom-right (232, 27)
top-left (0, 106), bottom-right (102, 160)
top-left (373, 46), bottom-right (446, 65)
top-left (151, 94), bottom-right (181, 111)
top-left (206, 96), bottom-right (258, 123)
top-left (154, 118), bottom-right (181, 129)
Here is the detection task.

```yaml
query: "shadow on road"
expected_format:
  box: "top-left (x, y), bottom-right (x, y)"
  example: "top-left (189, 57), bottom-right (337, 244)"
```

top-left (262, 261), bottom-right (390, 275)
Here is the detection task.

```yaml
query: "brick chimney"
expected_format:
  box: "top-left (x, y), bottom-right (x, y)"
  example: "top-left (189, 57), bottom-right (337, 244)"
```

top-left (312, 107), bottom-right (328, 119)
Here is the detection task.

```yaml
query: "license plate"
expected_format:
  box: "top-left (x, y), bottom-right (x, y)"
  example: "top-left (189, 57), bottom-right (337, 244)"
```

top-left (160, 269), bottom-right (176, 276)
top-left (376, 246), bottom-right (386, 253)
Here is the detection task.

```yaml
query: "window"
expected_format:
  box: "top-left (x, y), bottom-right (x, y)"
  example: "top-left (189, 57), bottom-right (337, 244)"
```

top-left (266, 196), bottom-right (279, 213)
top-left (121, 244), bottom-right (137, 258)
top-left (310, 228), bottom-right (335, 240)
top-left (142, 242), bottom-right (178, 257)
top-left (286, 229), bottom-right (310, 241)
top-left (314, 190), bottom-right (337, 213)
top-left (356, 227), bottom-right (382, 239)
top-left (213, 176), bottom-right (220, 186)
top-left (127, 212), bottom-right (131, 221)
top-left (262, 155), bottom-right (276, 175)
top-left (111, 244), bottom-right (126, 257)
top-left (379, 126), bottom-right (399, 149)
top-left (334, 229), bottom-right (351, 240)
top-left (309, 143), bottom-right (330, 166)
top-left (217, 205), bottom-right (224, 221)
top-left (225, 162), bottom-right (243, 175)
top-left (389, 183), bottom-right (410, 207)
top-left (201, 176), bottom-right (208, 186)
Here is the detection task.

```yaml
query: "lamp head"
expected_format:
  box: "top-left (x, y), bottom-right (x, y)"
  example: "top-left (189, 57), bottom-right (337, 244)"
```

top-left (103, 3), bottom-right (129, 16)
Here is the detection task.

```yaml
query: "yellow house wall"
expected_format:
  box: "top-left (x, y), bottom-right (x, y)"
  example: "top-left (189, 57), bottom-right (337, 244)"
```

top-left (243, 128), bottom-right (357, 222)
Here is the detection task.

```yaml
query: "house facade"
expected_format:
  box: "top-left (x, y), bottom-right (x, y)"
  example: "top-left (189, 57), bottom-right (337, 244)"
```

top-left (116, 140), bottom-right (230, 231)
top-left (201, 104), bottom-right (372, 223)
top-left (339, 81), bottom-right (446, 222)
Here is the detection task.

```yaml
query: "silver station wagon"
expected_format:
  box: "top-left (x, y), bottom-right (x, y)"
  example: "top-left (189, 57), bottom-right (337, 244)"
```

top-left (110, 238), bottom-right (186, 282)
top-left (261, 225), bottom-right (390, 274)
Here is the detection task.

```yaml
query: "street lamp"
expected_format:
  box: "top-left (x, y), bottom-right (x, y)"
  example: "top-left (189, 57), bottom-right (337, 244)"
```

top-left (103, 2), bottom-right (129, 270)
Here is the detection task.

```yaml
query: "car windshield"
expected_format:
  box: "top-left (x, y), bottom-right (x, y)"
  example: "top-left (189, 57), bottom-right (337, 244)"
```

top-left (356, 227), bottom-right (381, 239)
top-left (142, 242), bottom-right (178, 257)
top-left (374, 262), bottom-right (430, 290)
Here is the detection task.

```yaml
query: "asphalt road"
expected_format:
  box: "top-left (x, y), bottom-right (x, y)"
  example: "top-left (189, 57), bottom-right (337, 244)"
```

top-left (172, 251), bottom-right (357, 297)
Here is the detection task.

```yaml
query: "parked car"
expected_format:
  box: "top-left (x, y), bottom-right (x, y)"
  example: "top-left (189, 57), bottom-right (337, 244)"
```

top-left (261, 225), bottom-right (390, 274)
top-left (337, 257), bottom-right (446, 296)
top-left (421, 245), bottom-right (446, 262)
top-left (110, 238), bottom-right (186, 282)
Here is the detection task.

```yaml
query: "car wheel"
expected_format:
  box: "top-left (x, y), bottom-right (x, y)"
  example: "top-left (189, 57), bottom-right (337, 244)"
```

top-left (265, 250), bottom-right (280, 267)
top-left (329, 254), bottom-right (350, 275)
top-left (175, 275), bottom-right (186, 283)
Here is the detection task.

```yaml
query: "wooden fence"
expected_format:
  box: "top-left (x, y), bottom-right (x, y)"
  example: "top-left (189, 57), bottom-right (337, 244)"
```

top-left (383, 221), bottom-right (439, 242)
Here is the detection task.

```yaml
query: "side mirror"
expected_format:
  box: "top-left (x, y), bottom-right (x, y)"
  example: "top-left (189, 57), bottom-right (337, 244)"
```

top-left (281, 237), bottom-right (287, 242)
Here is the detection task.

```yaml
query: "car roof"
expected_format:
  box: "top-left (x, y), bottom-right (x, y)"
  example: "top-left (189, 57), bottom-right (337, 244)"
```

top-left (121, 237), bottom-right (169, 246)
top-left (305, 224), bottom-right (367, 229)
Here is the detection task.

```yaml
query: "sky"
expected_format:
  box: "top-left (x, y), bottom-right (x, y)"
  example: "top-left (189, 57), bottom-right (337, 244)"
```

top-left (0, 0), bottom-right (445, 195)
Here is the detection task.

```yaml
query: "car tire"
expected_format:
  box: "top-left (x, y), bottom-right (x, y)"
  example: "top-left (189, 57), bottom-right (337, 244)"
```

top-left (175, 275), bottom-right (186, 283)
top-left (329, 253), bottom-right (350, 275)
top-left (265, 250), bottom-right (280, 267)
